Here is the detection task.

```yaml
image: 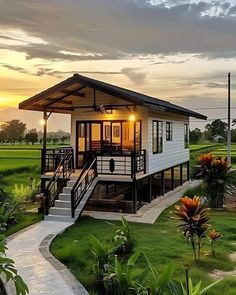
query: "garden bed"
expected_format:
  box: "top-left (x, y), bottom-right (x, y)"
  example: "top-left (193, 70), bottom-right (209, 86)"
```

top-left (50, 208), bottom-right (236, 295)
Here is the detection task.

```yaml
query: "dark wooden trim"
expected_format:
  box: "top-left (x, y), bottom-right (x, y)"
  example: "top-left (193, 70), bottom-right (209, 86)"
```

top-left (44, 85), bottom-right (87, 108)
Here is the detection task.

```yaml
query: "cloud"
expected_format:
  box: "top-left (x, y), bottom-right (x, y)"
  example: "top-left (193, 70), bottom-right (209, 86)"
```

top-left (121, 67), bottom-right (147, 84)
top-left (0, 0), bottom-right (236, 61)
top-left (0, 63), bottom-right (122, 78)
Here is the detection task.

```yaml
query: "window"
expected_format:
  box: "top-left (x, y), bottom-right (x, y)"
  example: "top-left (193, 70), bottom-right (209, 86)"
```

top-left (113, 125), bottom-right (120, 137)
top-left (184, 124), bottom-right (189, 148)
top-left (166, 122), bottom-right (173, 141)
top-left (152, 120), bottom-right (163, 153)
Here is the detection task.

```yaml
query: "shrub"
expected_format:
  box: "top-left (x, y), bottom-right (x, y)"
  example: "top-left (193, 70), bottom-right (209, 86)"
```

top-left (173, 196), bottom-right (210, 260)
top-left (196, 153), bottom-right (231, 208)
top-left (109, 217), bottom-right (135, 256)
top-left (208, 229), bottom-right (221, 256)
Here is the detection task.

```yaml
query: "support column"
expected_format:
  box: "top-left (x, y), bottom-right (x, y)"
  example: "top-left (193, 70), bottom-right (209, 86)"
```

top-left (161, 170), bottom-right (165, 196)
top-left (41, 111), bottom-right (48, 193)
top-left (132, 180), bottom-right (138, 213)
top-left (148, 176), bottom-right (152, 203)
top-left (171, 167), bottom-right (174, 190)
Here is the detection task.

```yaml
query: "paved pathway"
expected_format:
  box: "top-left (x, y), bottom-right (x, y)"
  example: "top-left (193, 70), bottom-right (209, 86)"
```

top-left (5, 221), bottom-right (87, 295)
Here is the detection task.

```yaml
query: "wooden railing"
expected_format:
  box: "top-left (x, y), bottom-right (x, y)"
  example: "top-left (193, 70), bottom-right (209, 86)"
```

top-left (96, 150), bottom-right (146, 178)
top-left (41, 146), bottom-right (74, 174)
top-left (71, 154), bottom-right (97, 218)
top-left (44, 148), bottom-right (74, 215)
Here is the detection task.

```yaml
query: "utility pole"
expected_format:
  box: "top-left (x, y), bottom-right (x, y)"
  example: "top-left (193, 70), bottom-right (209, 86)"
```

top-left (227, 72), bottom-right (231, 164)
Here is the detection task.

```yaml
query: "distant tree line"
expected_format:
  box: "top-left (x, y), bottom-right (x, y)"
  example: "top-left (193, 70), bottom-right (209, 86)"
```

top-left (190, 118), bottom-right (236, 144)
top-left (0, 119), bottom-right (70, 145)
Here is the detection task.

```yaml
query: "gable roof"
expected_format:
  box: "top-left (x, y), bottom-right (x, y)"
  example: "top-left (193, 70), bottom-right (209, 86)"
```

top-left (19, 73), bottom-right (207, 120)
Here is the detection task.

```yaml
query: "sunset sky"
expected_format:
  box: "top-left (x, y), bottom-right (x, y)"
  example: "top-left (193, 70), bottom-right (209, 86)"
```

top-left (1, 0), bottom-right (236, 131)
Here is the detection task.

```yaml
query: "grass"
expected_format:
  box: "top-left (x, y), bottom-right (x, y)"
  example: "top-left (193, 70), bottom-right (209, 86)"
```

top-left (51, 208), bottom-right (236, 294)
top-left (190, 143), bottom-right (236, 168)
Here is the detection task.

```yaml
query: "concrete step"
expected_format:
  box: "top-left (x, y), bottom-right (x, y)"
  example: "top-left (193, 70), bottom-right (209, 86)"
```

top-left (63, 187), bottom-right (72, 194)
top-left (44, 214), bottom-right (74, 222)
top-left (59, 193), bottom-right (71, 201)
top-left (67, 180), bottom-right (76, 188)
top-left (55, 200), bottom-right (71, 208)
top-left (49, 207), bottom-right (71, 216)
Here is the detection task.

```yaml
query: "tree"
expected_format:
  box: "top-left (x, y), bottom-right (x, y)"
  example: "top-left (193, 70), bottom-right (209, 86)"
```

top-left (52, 138), bottom-right (59, 144)
top-left (204, 119), bottom-right (227, 141)
top-left (0, 131), bottom-right (6, 143)
top-left (189, 128), bottom-right (202, 144)
top-left (2, 120), bottom-right (26, 144)
top-left (24, 130), bottom-right (38, 145)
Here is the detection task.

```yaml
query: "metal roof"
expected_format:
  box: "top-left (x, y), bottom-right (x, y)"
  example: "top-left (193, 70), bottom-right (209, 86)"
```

top-left (19, 73), bottom-right (207, 120)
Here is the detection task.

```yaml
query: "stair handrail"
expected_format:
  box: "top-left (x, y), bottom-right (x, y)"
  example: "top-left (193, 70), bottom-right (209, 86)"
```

top-left (71, 154), bottom-right (97, 218)
top-left (44, 148), bottom-right (74, 215)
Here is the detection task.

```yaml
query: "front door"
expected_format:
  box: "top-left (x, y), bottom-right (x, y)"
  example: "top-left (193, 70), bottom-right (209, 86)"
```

top-left (77, 122), bottom-right (102, 168)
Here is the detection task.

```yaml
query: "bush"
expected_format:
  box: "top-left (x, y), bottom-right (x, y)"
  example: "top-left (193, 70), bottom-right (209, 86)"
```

top-left (195, 153), bottom-right (231, 208)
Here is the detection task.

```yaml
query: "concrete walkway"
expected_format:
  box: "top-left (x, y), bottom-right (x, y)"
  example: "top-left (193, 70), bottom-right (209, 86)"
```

top-left (5, 221), bottom-right (88, 295)
top-left (84, 180), bottom-right (200, 224)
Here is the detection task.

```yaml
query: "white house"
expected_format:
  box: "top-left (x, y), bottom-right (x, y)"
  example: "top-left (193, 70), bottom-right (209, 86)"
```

top-left (19, 74), bottom-right (207, 221)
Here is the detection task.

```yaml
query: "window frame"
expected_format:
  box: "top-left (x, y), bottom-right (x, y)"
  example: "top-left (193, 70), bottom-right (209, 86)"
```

top-left (152, 120), bottom-right (163, 154)
top-left (166, 122), bottom-right (173, 141)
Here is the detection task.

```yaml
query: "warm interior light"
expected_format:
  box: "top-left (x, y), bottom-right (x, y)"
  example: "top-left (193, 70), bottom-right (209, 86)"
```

top-left (40, 119), bottom-right (46, 126)
top-left (105, 109), bottom-right (113, 114)
top-left (129, 114), bottom-right (136, 121)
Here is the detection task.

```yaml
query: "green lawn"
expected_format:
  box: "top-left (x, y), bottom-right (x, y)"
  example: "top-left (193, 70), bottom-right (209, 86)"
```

top-left (51, 208), bottom-right (236, 295)
top-left (190, 143), bottom-right (236, 168)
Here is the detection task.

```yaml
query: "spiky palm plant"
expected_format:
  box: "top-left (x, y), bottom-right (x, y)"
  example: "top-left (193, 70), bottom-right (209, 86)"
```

top-left (197, 153), bottom-right (231, 208)
top-left (173, 196), bottom-right (210, 260)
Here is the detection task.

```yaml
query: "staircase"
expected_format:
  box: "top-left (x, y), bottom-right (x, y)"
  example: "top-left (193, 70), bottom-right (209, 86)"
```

top-left (44, 154), bottom-right (98, 223)
top-left (45, 177), bottom-right (98, 222)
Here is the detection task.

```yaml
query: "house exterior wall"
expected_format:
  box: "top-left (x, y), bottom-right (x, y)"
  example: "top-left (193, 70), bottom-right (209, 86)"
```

top-left (146, 109), bottom-right (189, 175)
top-left (70, 89), bottom-right (189, 177)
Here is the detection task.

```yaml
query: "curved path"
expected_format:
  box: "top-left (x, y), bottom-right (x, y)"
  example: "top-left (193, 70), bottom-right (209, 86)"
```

top-left (5, 221), bottom-right (88, 295)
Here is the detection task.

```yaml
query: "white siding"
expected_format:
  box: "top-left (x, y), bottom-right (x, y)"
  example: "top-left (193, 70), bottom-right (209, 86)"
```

top-left (147, 109), bottom-right (189, 175)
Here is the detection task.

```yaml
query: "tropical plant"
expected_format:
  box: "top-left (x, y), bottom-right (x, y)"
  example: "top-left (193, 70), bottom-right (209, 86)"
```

top-left (103, 251), bottom-right (147, 295)
top-left (108, 217), bottom-right (135, 256)
top-left (0, 234), bottom-right (29, 295)
top-left (0, 202), bottom-right (16, 232)
top-left (197, 153), bottom-right (231, 208)
top-left (208, 229), bottom-right (221, 256)
top-left (175, 268), bottom-right (223, 295)
top-left (90, 235), bottom-right (116, 282)
top-left (173, 196), bottom-right (210, 260)
top-left (143, 253), bottom-right (176, 295)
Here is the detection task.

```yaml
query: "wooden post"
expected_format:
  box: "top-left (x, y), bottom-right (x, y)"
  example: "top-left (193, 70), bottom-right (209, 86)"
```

top-left (148, 176), bottom-right (152, 202)
top-left (132, 180), bottom-right (137, 213)
top-left (161, 170), bottom-right (165, 195)
top-left (171, 167), bottom-right (174, 190)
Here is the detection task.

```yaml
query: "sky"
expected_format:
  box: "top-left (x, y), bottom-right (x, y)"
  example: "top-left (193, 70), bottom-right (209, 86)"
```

top-left (0, 0), bottom-right (236, 131)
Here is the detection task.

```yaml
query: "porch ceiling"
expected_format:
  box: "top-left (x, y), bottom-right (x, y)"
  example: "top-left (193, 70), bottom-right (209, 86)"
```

top-left (19, 73), bottom-right (207, 120)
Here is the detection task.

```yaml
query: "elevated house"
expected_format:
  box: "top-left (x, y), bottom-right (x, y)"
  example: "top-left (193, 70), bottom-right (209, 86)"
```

top-left (19, 74), bottom-right (207, 222)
